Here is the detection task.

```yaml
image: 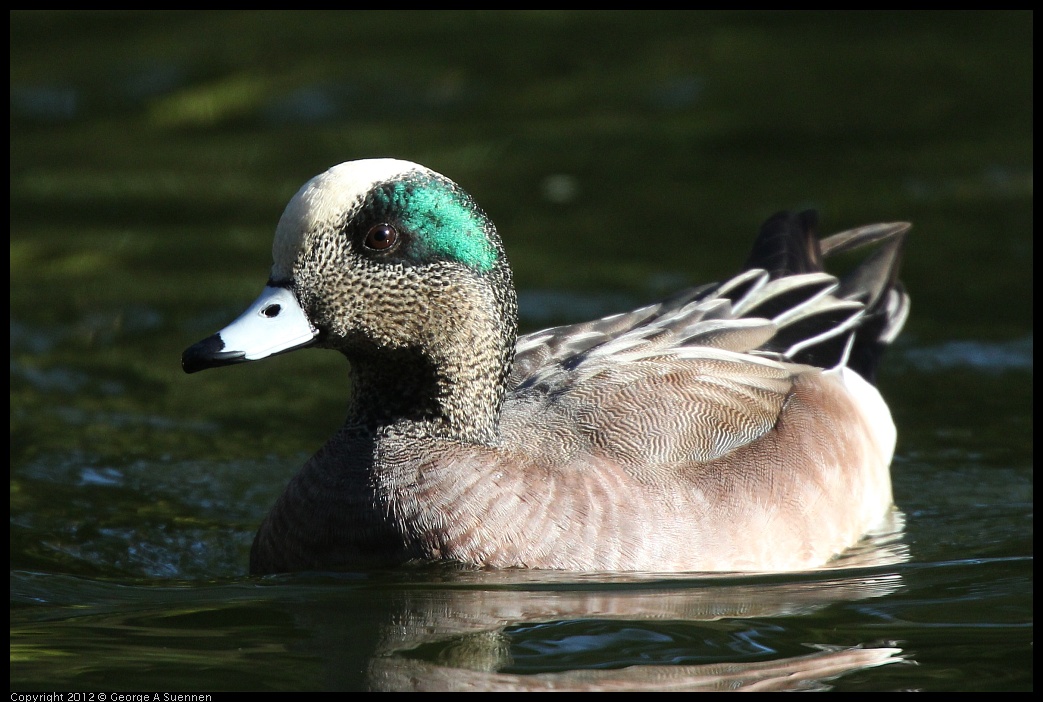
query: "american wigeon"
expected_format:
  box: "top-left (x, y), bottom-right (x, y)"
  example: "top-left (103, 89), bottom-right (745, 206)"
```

top-left (182, 159), bottom-right (909, 574)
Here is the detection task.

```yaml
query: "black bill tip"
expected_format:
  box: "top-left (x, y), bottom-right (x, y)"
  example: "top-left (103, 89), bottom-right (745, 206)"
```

top-left (182, 334), bottom-right (247, 374)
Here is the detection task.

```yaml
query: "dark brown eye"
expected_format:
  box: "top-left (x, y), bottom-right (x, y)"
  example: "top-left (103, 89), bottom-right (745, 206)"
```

top-left (364, 223), bottom-right (398, 251)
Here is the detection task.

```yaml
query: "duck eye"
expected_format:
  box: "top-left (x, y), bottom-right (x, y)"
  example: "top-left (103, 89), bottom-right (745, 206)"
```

top-left (364, 223), bottom-right (398, 251)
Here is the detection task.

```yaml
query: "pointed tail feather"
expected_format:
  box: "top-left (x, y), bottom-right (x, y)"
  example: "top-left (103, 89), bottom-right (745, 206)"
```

top-left (742, 211), bottom-right (910, 383)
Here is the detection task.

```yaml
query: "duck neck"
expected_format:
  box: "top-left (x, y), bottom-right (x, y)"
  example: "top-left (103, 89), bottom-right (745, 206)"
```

top-left (343, 297), bottom-right (517, 446)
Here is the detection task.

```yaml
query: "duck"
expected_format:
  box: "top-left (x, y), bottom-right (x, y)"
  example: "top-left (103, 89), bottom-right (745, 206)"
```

top-left (182, 158), bottom-right (910, 575)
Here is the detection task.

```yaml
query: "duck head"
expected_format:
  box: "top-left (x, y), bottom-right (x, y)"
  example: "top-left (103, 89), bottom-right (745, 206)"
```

top-left (182, 159), bottom-right (518, 442)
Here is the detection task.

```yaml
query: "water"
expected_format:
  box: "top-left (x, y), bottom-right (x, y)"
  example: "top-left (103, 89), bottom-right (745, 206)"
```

top-left (11, 11), bottom-right (1032, 691)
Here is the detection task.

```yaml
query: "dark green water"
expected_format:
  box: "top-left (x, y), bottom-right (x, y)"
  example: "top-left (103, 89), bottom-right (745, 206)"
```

top-left (11, 11), bottom-right (1032, 691)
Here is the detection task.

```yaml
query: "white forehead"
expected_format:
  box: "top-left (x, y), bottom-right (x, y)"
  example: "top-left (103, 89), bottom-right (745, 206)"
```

top-left (271, 158), bottom-right (432, 278)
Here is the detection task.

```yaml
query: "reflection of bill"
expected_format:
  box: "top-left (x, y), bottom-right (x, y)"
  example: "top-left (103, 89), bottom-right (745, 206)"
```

top-left (353, 516), bottom-right (910, 691)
